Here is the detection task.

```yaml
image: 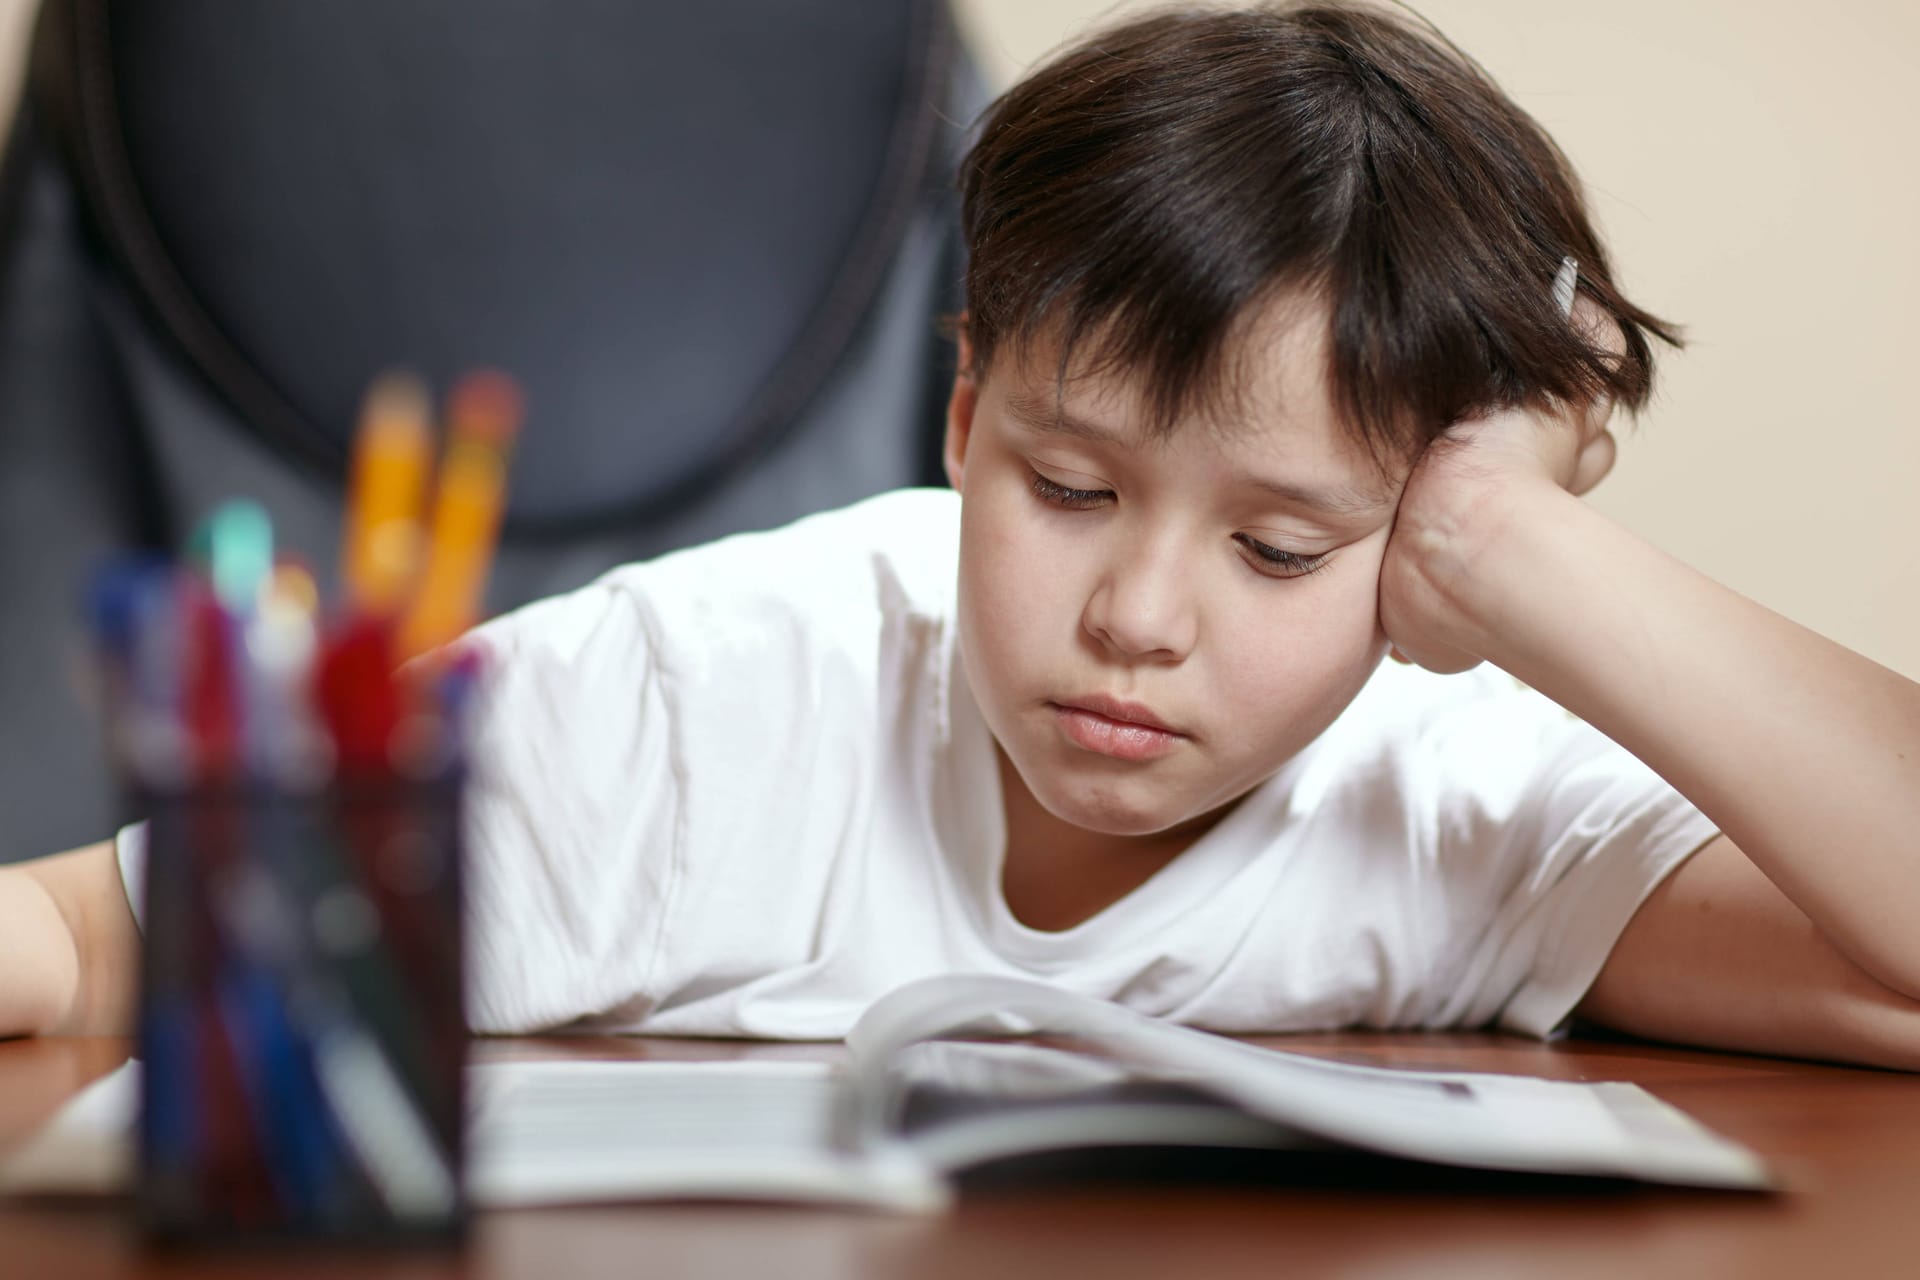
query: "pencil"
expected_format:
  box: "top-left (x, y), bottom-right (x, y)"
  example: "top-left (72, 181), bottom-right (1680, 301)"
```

top-left (395, 372), bottom-right (521, 661)
top-left (340, 373), bottom-right (433, 618)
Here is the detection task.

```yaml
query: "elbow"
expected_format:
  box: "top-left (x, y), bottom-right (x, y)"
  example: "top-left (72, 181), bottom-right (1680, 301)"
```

top-left (1849, 947), bottom-right (1920, 1008)
top-left (1821, 972), bottom-right (1920, 1073)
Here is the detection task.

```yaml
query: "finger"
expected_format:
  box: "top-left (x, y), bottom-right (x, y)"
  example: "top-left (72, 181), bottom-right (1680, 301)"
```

top-left (1570, 428), bottom-right (1616, 495)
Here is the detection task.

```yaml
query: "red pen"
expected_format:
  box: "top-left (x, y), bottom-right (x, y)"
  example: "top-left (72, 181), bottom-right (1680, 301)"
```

top-left (314, 615), bottom-right (403, 776)
top-left (182, 577), bottom-right (240, 783)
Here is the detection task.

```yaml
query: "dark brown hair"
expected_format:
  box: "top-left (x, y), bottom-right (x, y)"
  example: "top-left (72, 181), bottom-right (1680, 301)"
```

top-left (958, 2), bottom-right (1680, 468)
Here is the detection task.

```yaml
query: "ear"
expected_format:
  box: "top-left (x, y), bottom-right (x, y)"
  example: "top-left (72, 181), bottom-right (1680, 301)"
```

top-left (942, 321), bottom-right (978, 493)
top-left (1567, 295), bottom-right (1623, 496)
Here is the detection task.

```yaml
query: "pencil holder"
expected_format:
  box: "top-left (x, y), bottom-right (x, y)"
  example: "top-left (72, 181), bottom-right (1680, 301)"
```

top-left (90, 542), bottom-right (481, 1243)
top-left (91, 372), bottom-right (518, 1243)
top-left (133, 765), bottom-right (468, 1243)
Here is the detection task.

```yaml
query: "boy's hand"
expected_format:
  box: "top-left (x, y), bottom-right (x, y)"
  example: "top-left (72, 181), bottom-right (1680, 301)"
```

top-left (0, 843), bottom-right (137, 1037)
top-left (1378, 303), bottom-right (1623, 673)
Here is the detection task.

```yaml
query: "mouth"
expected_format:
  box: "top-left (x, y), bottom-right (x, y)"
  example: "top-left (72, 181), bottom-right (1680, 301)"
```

top-left (1049, 695), bottom-right (1187, 762)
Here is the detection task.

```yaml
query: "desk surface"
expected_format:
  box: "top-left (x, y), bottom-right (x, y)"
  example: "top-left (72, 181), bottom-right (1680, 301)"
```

top-left (3, 1031), bottom-right (1917, 1279)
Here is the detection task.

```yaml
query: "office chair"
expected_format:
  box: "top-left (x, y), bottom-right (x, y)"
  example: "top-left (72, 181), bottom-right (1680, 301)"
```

top-left (0, 0), bottom-right (984, 855)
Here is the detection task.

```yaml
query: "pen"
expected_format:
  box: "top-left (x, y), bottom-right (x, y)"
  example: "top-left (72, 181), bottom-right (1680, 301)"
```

top-left (242, 563), bottom-right (324, 786)
top-left (204, 499), bottom-right (274, 617)
top-left (182, 577), bottom-right (240, 784)
top-left (314, 615), bottom-right (402, 774)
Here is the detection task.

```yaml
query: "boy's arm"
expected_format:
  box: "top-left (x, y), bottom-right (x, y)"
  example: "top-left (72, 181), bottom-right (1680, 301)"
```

top-left (1383, 414), bottom-right (1920, 1067)
top-left (1581, 832), bottom-right (1920, 1070)
top-left (0, 842), bottom-right (138, 1037)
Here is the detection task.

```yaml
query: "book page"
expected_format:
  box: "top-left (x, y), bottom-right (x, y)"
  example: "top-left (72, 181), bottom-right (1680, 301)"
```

top-left (468, 1059), bottom-right (940, 1209)
top-left (844, 975), bottom-right (1773, 1190)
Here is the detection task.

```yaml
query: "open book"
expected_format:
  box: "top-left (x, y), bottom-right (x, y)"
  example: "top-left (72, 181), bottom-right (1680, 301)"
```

top-left (2, 974), bottom-right (1772, 1211)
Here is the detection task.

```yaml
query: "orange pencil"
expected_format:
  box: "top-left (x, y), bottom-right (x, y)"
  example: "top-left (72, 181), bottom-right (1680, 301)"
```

top-left (339, 373), bottom-right (433, 617)
top-left (396, 371), bottom-right (522, 660)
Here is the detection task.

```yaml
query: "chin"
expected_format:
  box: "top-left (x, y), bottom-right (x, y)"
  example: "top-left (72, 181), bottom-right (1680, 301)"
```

top-left (1032, 773), bottom-right (1193, 838)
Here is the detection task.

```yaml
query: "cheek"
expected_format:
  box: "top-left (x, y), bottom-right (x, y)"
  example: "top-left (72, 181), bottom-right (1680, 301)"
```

top-left (959, 496), bottom-right (1041, 632)
top-left (959, 478), bottom-right (1103, 625)
top-left (1212, 550), bottom-right (1388, 724)
top-left (955, 491), bottom-right (1065, 700)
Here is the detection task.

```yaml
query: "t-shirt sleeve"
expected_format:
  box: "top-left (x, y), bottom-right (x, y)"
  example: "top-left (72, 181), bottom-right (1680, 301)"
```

top-left (103, 492), bottom-right (945, 1039)
top-left (456, 576), bottom-right (684, 1033)
top-left (1418, 683), bottom-right (1721, 1038)
top-left (459, 495), bottom-right (918, 1034)
top-left (116, 819), bottom-right (147, 931)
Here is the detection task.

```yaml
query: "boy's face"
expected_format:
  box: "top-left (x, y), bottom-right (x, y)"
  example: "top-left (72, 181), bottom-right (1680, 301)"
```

top-left (945, 297), bottom-right (1407, 841)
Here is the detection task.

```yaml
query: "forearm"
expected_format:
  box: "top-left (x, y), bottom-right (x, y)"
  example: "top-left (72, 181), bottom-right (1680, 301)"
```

top-left (0, 843), bottom-right (137, 1037)
top-left (1447, 483), bottom-right (1920, 995)
top-left (0, 865), bottom-right (81, 1037)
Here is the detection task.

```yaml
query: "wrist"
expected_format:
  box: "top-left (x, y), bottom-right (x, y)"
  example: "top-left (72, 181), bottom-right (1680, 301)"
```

top-left (1448, 480), bottom-right (1626, 683)
top-left (1397, 473), bottom-right (1575, 661)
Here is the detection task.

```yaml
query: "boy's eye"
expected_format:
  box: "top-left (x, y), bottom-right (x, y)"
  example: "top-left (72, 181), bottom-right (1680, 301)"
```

top-left (1234, 534), bottom-right (1329, 579)
top-left (1031, 469), bottom-right (1329, 578)
top-left (1028, 469), bottom-right (1111, 509)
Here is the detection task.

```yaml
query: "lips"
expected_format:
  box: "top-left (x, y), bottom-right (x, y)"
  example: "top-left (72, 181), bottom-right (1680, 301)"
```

top-left (1050, 694), bottom-right (1186, 762)
top-left (1058, 694), bottom-right (1182, 735)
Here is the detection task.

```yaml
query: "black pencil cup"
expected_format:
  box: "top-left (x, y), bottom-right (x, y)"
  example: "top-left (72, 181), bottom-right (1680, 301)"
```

top-left (134, 769), bottom-right (467, 1244)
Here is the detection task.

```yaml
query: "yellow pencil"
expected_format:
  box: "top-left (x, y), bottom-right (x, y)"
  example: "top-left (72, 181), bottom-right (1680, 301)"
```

top-left (340, 373), bottom-right (432, 617)
top-left (396, 371), bottom-right (522, 660)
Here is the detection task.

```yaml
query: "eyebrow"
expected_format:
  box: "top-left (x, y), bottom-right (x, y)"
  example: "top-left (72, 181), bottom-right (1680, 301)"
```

top-left (1004, 389), bottom-right (1127, 444)
top-left (1002, 389), bottom-right (1390, 518)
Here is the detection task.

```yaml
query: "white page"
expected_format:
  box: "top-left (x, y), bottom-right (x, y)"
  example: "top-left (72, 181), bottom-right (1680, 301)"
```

top-left (844, 975), bottom-right (1773, 1190)
top-left (468, 1059), bottom-right (941, 1210)
top-left (0, 1060), bottom-right (136, 1197)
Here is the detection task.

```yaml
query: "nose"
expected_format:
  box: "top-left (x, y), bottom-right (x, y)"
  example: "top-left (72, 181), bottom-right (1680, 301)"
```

top-left (1081, 534), bottom-right (1199, 663)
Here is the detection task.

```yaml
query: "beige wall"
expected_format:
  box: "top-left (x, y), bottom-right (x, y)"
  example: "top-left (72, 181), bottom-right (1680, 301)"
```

top-left (4, 3), bottom-right (1913, 678)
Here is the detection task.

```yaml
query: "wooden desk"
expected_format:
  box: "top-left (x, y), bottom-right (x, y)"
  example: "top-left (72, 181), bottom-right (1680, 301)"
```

top-left (4, 1031), bottom-right (1918, 1279)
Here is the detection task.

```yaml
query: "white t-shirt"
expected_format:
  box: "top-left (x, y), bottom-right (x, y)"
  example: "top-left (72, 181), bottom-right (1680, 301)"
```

top-left (118, 488), bottom-right (1718, 1040)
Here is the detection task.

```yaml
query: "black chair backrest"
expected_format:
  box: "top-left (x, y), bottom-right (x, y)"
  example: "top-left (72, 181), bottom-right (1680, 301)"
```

top-left (0, 0), bottom-right (983, 854)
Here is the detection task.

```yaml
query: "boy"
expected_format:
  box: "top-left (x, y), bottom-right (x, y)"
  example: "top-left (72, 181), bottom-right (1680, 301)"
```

top-left (4, 3), bottom-right (1918, 1066)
